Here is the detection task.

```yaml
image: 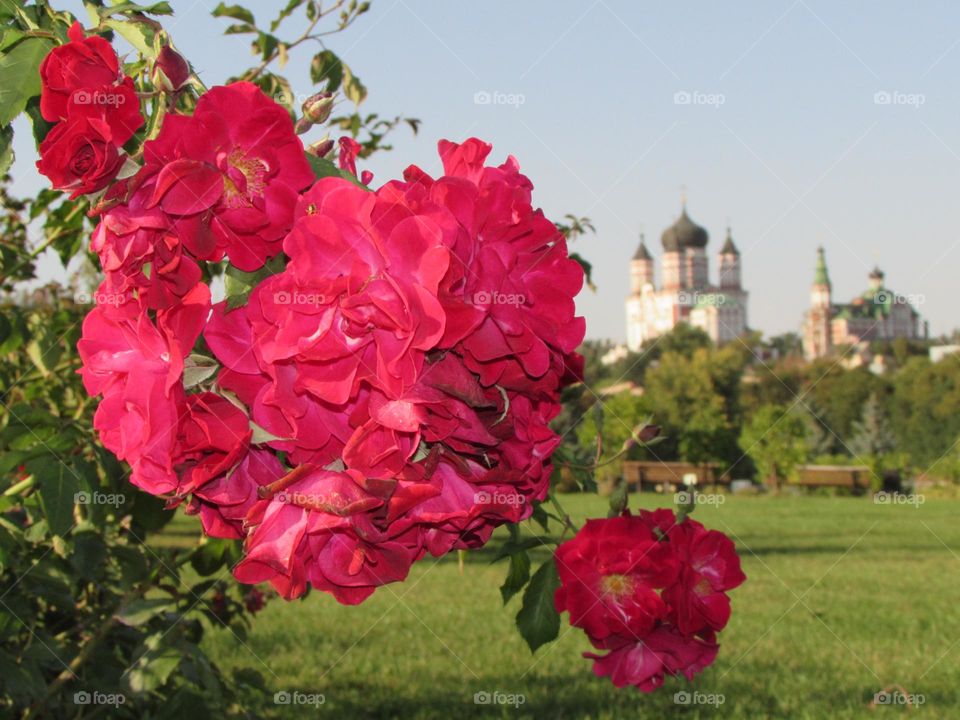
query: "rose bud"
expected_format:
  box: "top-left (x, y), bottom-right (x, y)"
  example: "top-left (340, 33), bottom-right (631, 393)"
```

top-left (301, 91), bottom-right (334, 125)
top-left (152, 45), bottom-right (190, 93)
top-left (305, 137), bottom-right (334, 159)
top-left (294, 117), bottom-right (313, 135)
top-left (637, 424), bottom-right (661, 443)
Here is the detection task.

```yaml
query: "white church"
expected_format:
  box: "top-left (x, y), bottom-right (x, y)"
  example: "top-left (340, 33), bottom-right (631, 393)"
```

top-left (625, 204), bottom-right (749, 351)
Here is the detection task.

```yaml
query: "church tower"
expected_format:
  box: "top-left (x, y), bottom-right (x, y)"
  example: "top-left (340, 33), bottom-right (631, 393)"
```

top-left (629, 233), bottom-right (654, 292)
top-left (717, 226), bottom-right (741, 289)
top-left (803, 246), bottom-right (833, 360)
top-left (660, 203), bottom-right (708, 290)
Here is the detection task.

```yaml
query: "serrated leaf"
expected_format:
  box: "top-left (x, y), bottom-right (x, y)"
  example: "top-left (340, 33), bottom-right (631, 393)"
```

top-left (115, 598), bottom-right (175, 627)
top-left (0, 124), bottom-right (12, 177)
top-left (125, 633), bottom-right (182, 694)
top-left (516, 559), bottom-right (560, 653)
top-left (342, 62), bottom-right (367, 105)
top-left (97, 2), bottom-right (173, 16)
top-left (310, 49), bottom-right (342, 91)
top-left (183, 354), bottom-right (219, 389)
top-left (191, 537), bottom-right (238, 575)
top-left (0, 37), bottom-right (52, 126)
top-left (306, 155), bottom-right (369, 189)
top-left (224, 254), bottom-right (286, 310)
top-left (249, 421), bottom-right (288, 445)
top-left (26, 456), bottom-right (79, 537)
top-left (212, 2), bottom-right (255, 25)
top-left (223, 22), bottom-right (255, 35)
top-left (0, 28), bottom-right (24, 53)
top-left (500, 549), bottom-right (530, 604)
top-left (102, 18), bottom-right (157, 58)
top-left (271, 0), bottom-right (305, 31)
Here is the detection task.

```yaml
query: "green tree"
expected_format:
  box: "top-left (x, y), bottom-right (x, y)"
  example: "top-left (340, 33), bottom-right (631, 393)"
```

top-left (889, 355), bottom-right (960, 467)
top-left (739, 404), bottom-right (808, 488)
top-left (644, 349), bottom-right (733, 465)
top-left (849, 392), bottom-right (896, 458)
top-left (804, 363), bottom-right (887, 447)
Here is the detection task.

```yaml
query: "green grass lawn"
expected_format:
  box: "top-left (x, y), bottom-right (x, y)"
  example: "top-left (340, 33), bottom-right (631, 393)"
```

top-left (155, 494), bottom-right (960, 718)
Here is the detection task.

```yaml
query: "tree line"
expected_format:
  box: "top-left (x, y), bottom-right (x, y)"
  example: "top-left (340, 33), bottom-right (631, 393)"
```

top-left (556, 326), bottom-right (960, 490)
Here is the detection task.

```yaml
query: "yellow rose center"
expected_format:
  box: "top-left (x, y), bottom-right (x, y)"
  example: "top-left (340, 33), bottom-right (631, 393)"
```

top-left (222, 148), bottom-right (268, 208)
top-left (600, 573), bottom-right (634, 598)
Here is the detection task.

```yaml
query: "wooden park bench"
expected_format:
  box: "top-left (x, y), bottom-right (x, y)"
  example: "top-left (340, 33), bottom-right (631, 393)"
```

top-left (622, 461), bottom-right (731, 493)
top-left (791, 464), bottom-right (872, 494)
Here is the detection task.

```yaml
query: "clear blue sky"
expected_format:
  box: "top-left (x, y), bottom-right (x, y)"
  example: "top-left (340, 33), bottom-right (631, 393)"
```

top-left (14, 0), bottom-right (960, 340)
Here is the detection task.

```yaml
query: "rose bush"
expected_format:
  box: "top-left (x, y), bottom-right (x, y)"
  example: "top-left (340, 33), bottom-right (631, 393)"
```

top-left (2, 5), bottom-right (745, 711)
top-left (51, 11), bottom-right (588, 610)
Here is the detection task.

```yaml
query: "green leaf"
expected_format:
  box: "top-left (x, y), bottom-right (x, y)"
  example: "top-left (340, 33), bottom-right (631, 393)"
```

top-left (130, 492), bottom-right (172, 532)
top-left (342, 62), bottom-right (367, 105)
top-left (224, 254), bottom-right (286, 310)
top-left (499, 550), bottom-right (530, 604)
top-left (97, 2), bottom-right (174, 16)
top-left (191, 538), bottom-right (239, 576)
top-left (26, 456), bottom-right (79, 537)
top-left (116, 598), bottom-right (176, 627)
top-left (249, 420), bottom-right (287, 445)
top-left (516, 559), bottom-right (560, 653)
top-left (103, 18), bottom-right (157, 58)
top-left (306, 155), bottom-right (368, 189)
top-left (183, 354), bottom-right (219, 389)
top-left (0, 37), bottom-right (53, 126)
top-left (0, 124), bottom-right (12, 177)
top-left (223, 23), bottom-right (255, 35)
top-left (24, 96), bottom-right (54, 147)
top-left (608, 481), bottom-right (628, 518)
top-left (310, 49), bottom-right (342, 92)
top-left (125, 633), bottom-right (182, 694)
top-left (271, 0), bottom-right (305, 31)
top-left (212, 3), bottom-right (255, 25)
top-left (0, 28), bottom-right (25, 53)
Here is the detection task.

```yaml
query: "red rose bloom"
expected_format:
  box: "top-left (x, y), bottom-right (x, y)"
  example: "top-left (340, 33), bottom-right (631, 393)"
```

top-left (91, 170), bottom-right (215, 307)
top-left (39, 22), bottom-right (121, 123)
top-left (174, 392), bottom-right (252, 496)
top-left (144, 82), bottom-right (314, 270)
top-left (233, 465), bottom-right (421, 603)
top-left (194, 449), bottom-right (284, 540)
top-left (662, 518), bottom-right (747, 635)
top-left (555, 510), bottom-right (744, 692)
top-left (37, 113), bottom-right (127, 199)
top-left (78, 283), bottom-right (210, 493)
top-left (37, 23), bottom-right (144, 198)
top-left (584, 626), bottom-right (719, 692)
top-left (554, 515), bottom-right (678, 641)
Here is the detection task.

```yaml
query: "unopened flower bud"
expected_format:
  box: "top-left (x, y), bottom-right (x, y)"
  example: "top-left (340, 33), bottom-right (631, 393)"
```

top-left (152, 45), bottom-right (190, 93)
top-left (306, 138), bottom-right (334, 159)
top-left (301, 91), bottom-right (334, 125)
top-left (295, 117), bottom-right (313, 135)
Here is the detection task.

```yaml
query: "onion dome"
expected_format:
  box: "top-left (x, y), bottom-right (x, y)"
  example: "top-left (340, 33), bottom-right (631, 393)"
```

top-left (661, 206), bottom-right (708, 252)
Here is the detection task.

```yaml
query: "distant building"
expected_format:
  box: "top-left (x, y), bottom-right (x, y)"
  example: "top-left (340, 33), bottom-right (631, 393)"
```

top-left (600, 344), bottom-right (629, 366)
top-left (625, 203), bottom-right (749, 350)
top-left (930, 345), bottom-right (960, 363)
top-left (802, 247), bottom-right (927, 360)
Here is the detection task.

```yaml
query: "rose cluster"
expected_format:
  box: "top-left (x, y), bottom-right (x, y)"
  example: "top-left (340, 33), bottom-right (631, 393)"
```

top-left (57, 21), bottom-right (585, 605)
top-left (554, 509), bottom-right (745, 691)
top-left (37, 22), bottom-right (143, 198)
